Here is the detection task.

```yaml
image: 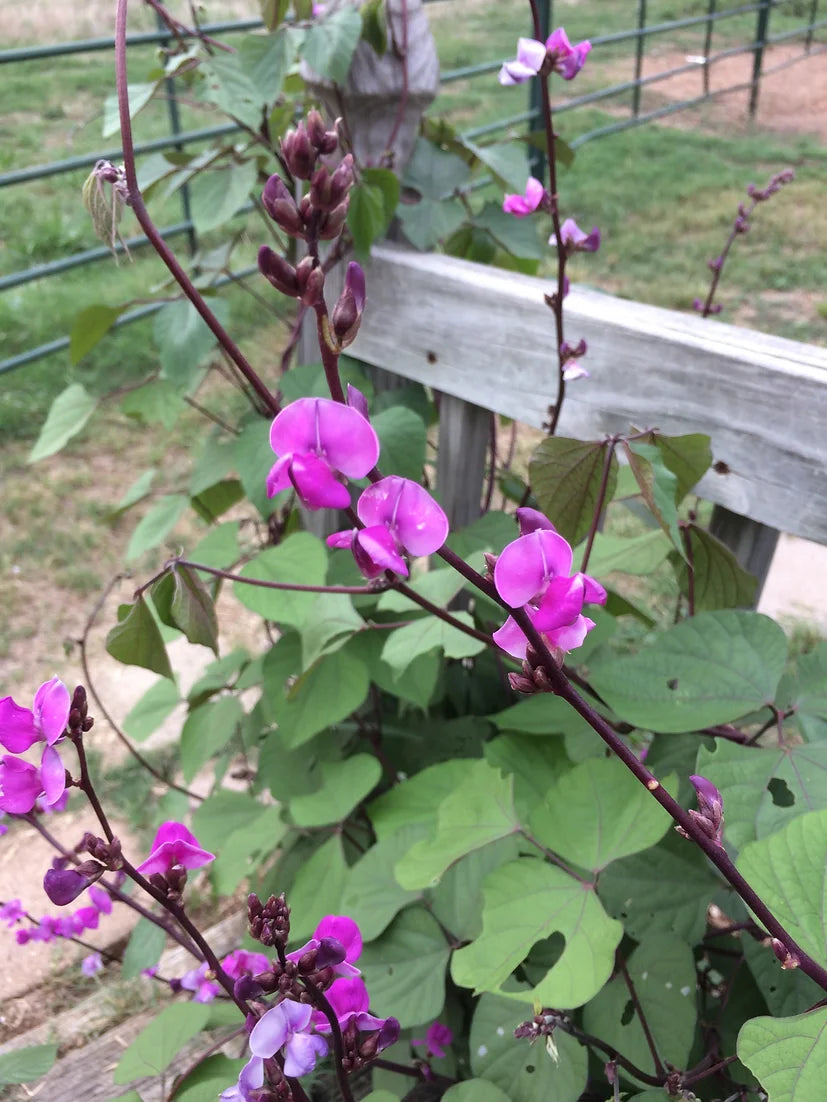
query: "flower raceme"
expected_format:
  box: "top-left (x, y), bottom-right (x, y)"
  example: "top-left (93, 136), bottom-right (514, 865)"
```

top-left (492, 508), bottom-right (607, 659)
top-left (499, 28), bottom-right (591, 86)
top-left (328, 476), bottom-right (449, 579)
top-left (0, 677), bottom-right (70, 814)
top-left (267, 396), bottom-right (380, 510)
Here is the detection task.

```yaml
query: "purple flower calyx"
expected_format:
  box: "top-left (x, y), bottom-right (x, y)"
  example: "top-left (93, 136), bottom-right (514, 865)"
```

top-left (499, 27), bottom-right (591, 86)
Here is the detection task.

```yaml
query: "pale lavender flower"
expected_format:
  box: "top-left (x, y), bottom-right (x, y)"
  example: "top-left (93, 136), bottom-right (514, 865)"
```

top-left (554, 218), bottom-right (601, 254)
top-left (82, 952), bottom-right (103, 977)
top-left (250, 1000), bottom-right (328, 1077)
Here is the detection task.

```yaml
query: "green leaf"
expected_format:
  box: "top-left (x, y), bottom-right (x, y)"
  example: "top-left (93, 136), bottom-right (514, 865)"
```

top-left (190, 478), bottom-right (244, 523)
top-left (677, 524), bottom-right (758, 610)
top-left (648, 431), bottom-right (713, 503)
top-left (742, 933), bottom-right (822, 1018)
top-left (239, 30), bottom-right (292, 101)
top-left (403, 138), bottom-right (471, 200)
top-left (359, 906), bottom-right (451, 1027)
top-left (108, 468), bottom-right (157, 519)
top-left (28, 383), bottom-right (97, 462)
top-left (123, 678), bottom-right (180, 742)
top-left (290, 754), bottom-right (381, 827)
top-left (113, 1003), bottom-right (209, 1084)
top-left (737, 809), bottom-right (827, 967)
top-left (530, 758), bottom-right (675, 873)
top-left (234, 417), bottom-right (276, 517)
top-left (470, 994), bottom-right (587, 1102)
top-left (190, 160), bottom-right (257, 234)
top-left (0, 1044), bottom-right (57, 1086)
top-left (530, 437), bottom-right (617, 545)
top-left (275, 644), bottom-right (370, 749)
top-left (624, 440), bottom-right (684, 555)
top-left (462, 139), bottom-right (529, 192)
top-left (300, 592), bottom-right (364, 670)
top-left (381, 613), bottom-right (487, 679)
top-left (189, 521), bottom-right (241, 570)
top-left (452, 857), bottom-right (623, 1007)
top-left (395, 761), bottom-right (519, 890)
top-left (398, 196), bottom-right (466, 250)
top-left (360, 0), bottom-right (388, 54)
top-left (211, 805), bottom-right (286, 895)
top-left (589, 610), bottom-right (788, 732)
top-left (597, 829), bottom-right (720, 945)
top-left (175, 1054), bottom-right (245, 1102)
top-left (342, 825), bottom-right (427, 940)
top-left (367, 759), bottom-right (472, 841)
top-left (261, 0), bottom-right (289, 31)
top-left (472, 202), bottom-right (543, 261)
top-left (235, 534), bottom-right (328, 626)
top-left (120, 379), bottom-right (186, 429)
top-left (485, 734), bottom-right (571, 823)
top-left (372, 405), bottom-right (427, 482)
top-left (180, 696), bottom-right (243, 782)
top-left (738, 1007), bottom-right (827, 1102)
top-left (121, 916), bottom-right (167, 979)
top-left (106, 597), bottom-right (174, 679)
top-left (582, 529), bottom-right (672, 577)
top-left (430, 835), bottom-right (523, 941)
top-left (126, 494), bottom-right (189, 561)
top-left (103, 81), bottom-right (157, 137)
top-left (348, 181), bottom-right (387, 260)
top-left (583, 934), bottom-right (697, 1080)
top-left (288, 835), bottom-right (348, 941)
top-left (70, 304), bottom-right (127, 364)
top-left (443, 1084), bottom-right (509, 1102)
top-left (301, 7), bottom-right (363, 81)
top-left (376, 569), bottom-right (464, 614)
top-left (489, 693), bottom-right (591, 738)
top-left (169, 565), bottom-right (219, 652)
top-left (154, 297), bottom-right (230, 388)
top-left (696, 738), bottom-right (827, 850)
top-left (200, 53), bottom-right (266, 129)
top-left (192, 790), bottom-right (264, 850)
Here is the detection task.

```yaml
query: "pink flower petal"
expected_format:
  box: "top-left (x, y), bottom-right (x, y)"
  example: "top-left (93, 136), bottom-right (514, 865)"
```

top-left (492, 615), bottom-right (530, 660)
top-left (494, 528), bottom-right (573, 608)
top-left (289, 453), bottom-right (352, 510)
top-left (516, 508), bottom-right (555, 535)
top-left (516, 36), bottom-right (547, 70)
top-left (266, 455), bottom-right (292, 498)
top-left (576, 572), bottom-right (608, 605)
top-left (356, 526), bottom-right (408, 578)
top-left (533, 574), bottom-right (585, 633)
top-left (284, 1032), bottom-right (328, 1078)
top-left (0, 755), bottom-right (42, 814)
top-left (315, 915), bottom-right (362, 961)
top-left (548, 614), bottom-right (595, 652)
top-left (316, 401), bottom-right (379, 478)
top-left (0, 698), bottom-right (39, 753)
top-left (357, 478), bottom-right (448, 557)
top-left (33, 678), bottom-right (70, 745)
top-left (39, 744), bottom-right (66, 807)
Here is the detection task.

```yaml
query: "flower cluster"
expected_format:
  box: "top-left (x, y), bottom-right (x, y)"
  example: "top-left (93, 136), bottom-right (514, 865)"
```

top-left (0, 678), bottom-right (72, 814)
top-left (6, 883), bottom-right (113, 949)
top-left (492, 508), bottom-right (607, 662)
top-left (220, 912), bottom-right (399, 1099)
top-left (499, 28), bottom-right (591, 86)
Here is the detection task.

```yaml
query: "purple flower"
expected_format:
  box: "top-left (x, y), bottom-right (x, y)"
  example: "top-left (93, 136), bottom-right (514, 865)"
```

top-left (73, 906), bottom-right (100, 932)
top-left (562, 362), bottom-right (589, 382)
top-left (88, 884), bottom-right (112, 915)
top-left (250, 1000), bottom-right (328, 1077)
top-left (220, 1056), bottom-right (265, 1102)
top-left (0, 678), bottom-right (70, 813)
top-left (81, 952), bottom-right (103, 976)
top-left (492, 509), bottom-right (606, 659)
top-left (503, 177), bottom-right (546, 217)
top-left (328, 477), bottom-right (449, 579)
top-left (287, 914), bottom-right (363, 977)
top-left (44, 867), bottom-right (95, 907)
top-left (267, 397), bottom-right (380, 510)
top-left (499, 28), bottom-right (591, 86)
top-left (135, 821), bottom-right (214, 878)
top-left (180, 961), bottom-right (222, 1003)
top-left (0, 756), bottom-right (43, 814)
top-left (413, 1021), bottom-right (453, 1059)
top-left (555, 218), bottom-right (601, 255)
top-left (0, 899), bottom-right (24, 927)
top-left (313, 976), bottom-right (389, 1033)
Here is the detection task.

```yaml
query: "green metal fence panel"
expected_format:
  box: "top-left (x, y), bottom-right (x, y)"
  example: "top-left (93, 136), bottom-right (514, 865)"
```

top-left (0, 0), bottom-right (823, 378)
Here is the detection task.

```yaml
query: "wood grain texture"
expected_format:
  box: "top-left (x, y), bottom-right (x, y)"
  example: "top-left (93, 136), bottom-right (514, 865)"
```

top-left (352, 246), bottom-right (827, 543)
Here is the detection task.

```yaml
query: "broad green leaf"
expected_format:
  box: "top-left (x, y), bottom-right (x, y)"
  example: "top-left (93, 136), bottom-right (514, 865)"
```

top-left (261, 0), bottom-right (289, 31)
top-left (738, 1007), bottom-right (827, 1102)
top-left (290, 754), bottom-right (382, 827)
top-left (275, 645), bottom-right (370, 748)
top-left (190, 437), bottom-right (236, 496)
top-left (403, 138), bottom-right (471, 200)
top-left (189, 521), bottom-right (240, 570)
top-left (0, 1044), bottom-right (57, 1086)
top-left (350, 630), bottom-right (439, 710)
top-left (359, 906), bottom-right (451, 1027)
top-left (300, 592), bottom-right (364, 670)
top-left (447, 510), bottom-right (516, 560)
top-left (489, 693), bottom-right (591, 738)
top-left (597, 829), bottom-right (720, 945)
top-left (168, 565), bottom-right (219, 652)
top-left (175, 1054), bottom-right (245, 1102)
top-left (70, 304), bottom-right (126, 364)
top-left (677, 524), bottom-right (757, 610)
top-left (235, 534), bottom-right (328, 626)
top-left (108, 468), bottom-right (157, 518)
top-left (395, 761), bottom-right (520, 890)
top-left (583, 934), bottom-right (697, 1079)
top-left (106, 597), bottom-right (174, 679)
top-left (239, 30), bottom-right (292, 100)
top-left (443, 1083), bottom-right (510, 1102)
top-left (472, 202), bottom-right (543, 260)
top-left (398, 196), bottom-right (466, 250)
top-left (28, 383), bottom-right (97, 462)
top-left (180, 696), bottom-right (243, 782)
top-left (348, 181), bottom-right (388, 261)
top-left (530, 437), bottom-right (617, 545)
top-left (288, 835), bottom-right (348, 941)
top-left (367, 759), bottom-right (473, 841)
top-left (696, 738), bottom-right (827, 850)
top-left (154, 297), bottom-right (230, 388)
top-left (470, 994), bottom-right (587, 1102)
top-left (113, 1003), bottom-right (209, 1084)
top-left (361, 1094), bottom-right (400, 1102)
top-left (372, 405), bottom-right (427, 482)
top-left (737, 809), bottom-right (827, 967)
top-left (530, 758), bottom-right (675, 873)
top-left (359, 0), bottom-right (388, 54)
top-left (343, 825), bottom-right (427, 939)
top-left (582, 529), bottom-right (672, 577)
top-left (234, 417), bottom-right (275, 518)
top-left (199, 53), bottom-right (265, 129)
top-left (123, 678), bottom-right (180, 742)
top-left (126, 494), bottom-right (189, 561)
top-left (485, 734), bottom-right (572, 822)
top-left (120, 379), bottom-right (185, 429)
top-left (376, 569), bottom-right (464, 614)
top-left (258, 727), bottom-right (325, 801)
top-left (190, 478), bottom-right (244, 523)
top-left (301, 7), bottom-right (363, 81)
top-left (192, 790), bottom-right (265, 850)
top-left (211, 805), bottom-right (285, 895)
top-left (381, 613), bottom-right (487, 679)
top-left (589, 610), bottom-right (788, 732)
top-left (624, 440), bottom-right (684, 555)
top-left (430, 835), bottom-right (523, 941)
top-left (648, 431), bottom-right (713, 503)
top-left (462, 139), bottom-right (529, 191)
top-left (190, 160), bottom-right (257, 234)
top-left (103, 81), bottom-right (157, 137)
top-left (121, 916), bottom-right (167, 979)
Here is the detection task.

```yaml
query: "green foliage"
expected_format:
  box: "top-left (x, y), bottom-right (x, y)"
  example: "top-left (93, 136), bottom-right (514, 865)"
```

top-left (530, 437), bottom-right (617, 545)
top-left (28, 383), bottom-right (97, 462)
top-left (106, 596), bottom-right (174, 679)
top-left (738, 1008), bottom-right (827, 1102)
top-left (121, 916), bottom-right (168, 979)
top-left (0, 1045), bottom-right (57, 1087)
top-left (113, 1003), bottom-right (209, 1084)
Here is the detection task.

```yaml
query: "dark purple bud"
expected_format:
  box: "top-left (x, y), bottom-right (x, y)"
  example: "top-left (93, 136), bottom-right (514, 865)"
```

top-left (331, 261), bottom-right (366, 348)
top-left (295, 256), bottom-right (325, 307)
top-left (169, 977), bottom-right (183, 993)
top-left (262, 175), bottom-right (305, 239)
top-left (282, 123), bottom-right (317, 179)
top-left (234, 974), bottom-right (264, 1001)
top-left (309, 155), bottom-right (354, 213)
top-left (692, 298), bottom-right (704, 312)
top-left (44, 868), bottom-right (92, 906)
top-left (306, 109), bottom-right (339, 155)
top-left (259, 246), bottom-right (300, 298)
top-left (708, 256), bottom-right (723, 272)
top-left (734, 216), bottom-right (749, 234)
top-left (685, 774), bottom-right (724, 845)
top-left (377, 1017), bottom-right (401, 1051)
top-left (771, 937), bottom-right (800, 970)
top-left (319, 199), bottom-right (350, 241)
top-left (707, 303), bottom-right (723, 315)
top-left (314, 936), bottom-right (347, 971)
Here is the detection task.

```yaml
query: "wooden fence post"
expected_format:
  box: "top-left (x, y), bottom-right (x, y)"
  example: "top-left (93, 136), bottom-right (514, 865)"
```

top-left (709, 504), bottom-right (779, 600)
top-left (436, 395), bottom-right (490, 529)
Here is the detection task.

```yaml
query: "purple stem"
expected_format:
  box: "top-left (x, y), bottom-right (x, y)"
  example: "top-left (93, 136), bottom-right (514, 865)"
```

top-left (580, 438), bottom-right (618, 573)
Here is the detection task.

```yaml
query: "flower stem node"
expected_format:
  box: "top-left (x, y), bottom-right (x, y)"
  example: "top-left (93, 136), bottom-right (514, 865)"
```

top-left (771, 937), bottom-right (801, 970)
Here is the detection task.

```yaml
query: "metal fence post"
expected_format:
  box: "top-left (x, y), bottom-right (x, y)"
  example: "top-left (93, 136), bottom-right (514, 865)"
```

top-left (528, 0), bottom-right (551, 183)
top-left (632, 0), bottom-right (647, 117)
top-left (702, 0), bottom-right (717, 97)
top-left (155, 11), bottom-right (197, 254)
top-left (749, 0), bottom-right (772, 118)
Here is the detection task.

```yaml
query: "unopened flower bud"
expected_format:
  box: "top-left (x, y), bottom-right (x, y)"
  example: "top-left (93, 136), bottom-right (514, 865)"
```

top-left (262, 175), bottom-right (306, 238)
top-left (771, 937), bottom-right (800, 970)
top-left (234, 974), bottom-right (264, 1001)
top-left (282, 123), bottom-right (317, 179)
top-left (314, 936), bottom-right (346, 970)
top-left (319, 199), bottom-right (350, 241)
top-left (259, 246), bottom-right (299, 297)
top-left (331, 261), bottom-right (366, 348)
top-left (306, 109), bottom-right (339, 155)
top-left (310, 154), bottom-right (354, 213)
top-left (44, 867), bottom-right (94, 906)
top-left (508, 672), bottom-right (536, 694)
top-left (295, 256), bottom-right (325, 306)
top-left (347, 384), bottom-right (370, 420)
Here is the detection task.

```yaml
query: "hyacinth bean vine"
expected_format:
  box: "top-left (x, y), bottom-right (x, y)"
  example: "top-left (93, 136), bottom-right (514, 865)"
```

top-left (1, 1), bottom-right (824, 1100)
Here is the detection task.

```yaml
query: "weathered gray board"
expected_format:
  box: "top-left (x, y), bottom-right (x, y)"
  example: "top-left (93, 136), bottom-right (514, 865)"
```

top-left (352, 245), bottom-right (827, 545)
